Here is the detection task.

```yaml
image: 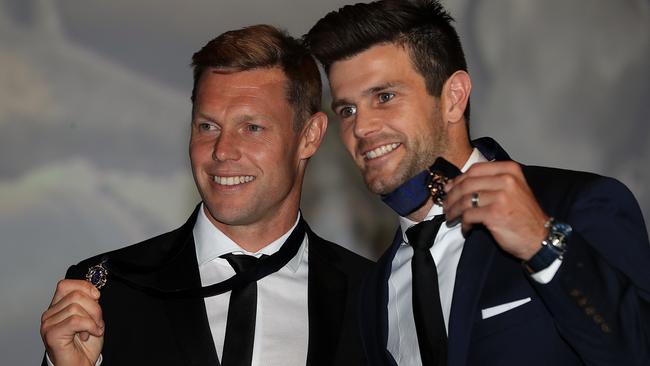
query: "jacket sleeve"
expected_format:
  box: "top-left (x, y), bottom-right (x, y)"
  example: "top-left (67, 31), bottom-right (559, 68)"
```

top-left (529, 176), bottom-right (650, 366)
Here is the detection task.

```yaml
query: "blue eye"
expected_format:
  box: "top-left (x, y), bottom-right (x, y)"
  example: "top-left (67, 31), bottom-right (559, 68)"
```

top-left (339, 106), bottom-right (357, 118)
top-left (199, 122), bottom-right (215, 131)
top-left (378, 92), bottom-right (395, 103)
top-left (247, 124), bottom-right (263, 132)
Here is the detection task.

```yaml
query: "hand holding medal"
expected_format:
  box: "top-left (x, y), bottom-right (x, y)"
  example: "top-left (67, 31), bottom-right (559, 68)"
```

top-left (40, 279), bottom-right (104, 366)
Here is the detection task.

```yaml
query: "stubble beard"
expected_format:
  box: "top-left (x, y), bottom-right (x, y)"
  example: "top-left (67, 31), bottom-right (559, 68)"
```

top-left (365, 113), bottom-right (448, 196)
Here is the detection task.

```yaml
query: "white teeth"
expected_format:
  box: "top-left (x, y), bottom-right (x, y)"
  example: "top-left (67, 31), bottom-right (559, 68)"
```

top-left (213, 175), bottom-right (254, 186)
top-left (365, 143), bottom-right (400, 160)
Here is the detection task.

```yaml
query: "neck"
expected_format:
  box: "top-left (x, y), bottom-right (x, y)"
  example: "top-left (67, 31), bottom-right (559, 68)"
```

top-left (445, 141), bottom-right (474, 171)
top-left (407, 198), bottom-right (434, 222)
top-left (219, 218), bottom-right (298, 253)
top-left (205, 195), bottom-right (302, 253)
top-left (405, 144), bottom-right (473, 222)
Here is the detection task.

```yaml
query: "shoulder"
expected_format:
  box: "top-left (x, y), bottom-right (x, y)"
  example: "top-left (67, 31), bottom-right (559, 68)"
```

top-left (307, 227), bottom-right (374, 276)
top-left (66, 208), bottom-right (199, 280)
top-left (522, 165), bottom-right (639, 212)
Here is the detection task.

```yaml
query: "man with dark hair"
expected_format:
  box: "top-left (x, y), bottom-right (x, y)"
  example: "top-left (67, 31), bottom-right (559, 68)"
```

top-left (306, 1), bottom-right (650, 365)
top-left (40, 24), bottom-right (371, 366)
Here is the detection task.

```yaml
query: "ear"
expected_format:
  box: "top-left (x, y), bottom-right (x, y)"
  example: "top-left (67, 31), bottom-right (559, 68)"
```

top-left (441, 70), bottom-right (471, 124)
top-left (298, 111), bottom-right (328, 160)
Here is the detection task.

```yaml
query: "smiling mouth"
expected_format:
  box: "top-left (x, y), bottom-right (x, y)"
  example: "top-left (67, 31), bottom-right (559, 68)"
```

top-left (213, 175), bottom-right (255, 186)
top-left (364, 143), bottom-right (401, 160)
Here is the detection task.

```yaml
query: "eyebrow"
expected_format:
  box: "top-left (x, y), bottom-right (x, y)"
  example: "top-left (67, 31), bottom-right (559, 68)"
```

top-left (193, 111), bottom-right (215, 122)
top-left (330, 81), bottom-right (404, 111)
top-left (193, 111), bottom-right (264, 125)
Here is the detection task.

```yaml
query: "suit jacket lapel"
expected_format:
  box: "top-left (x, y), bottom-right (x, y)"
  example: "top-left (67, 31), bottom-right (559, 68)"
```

top-left (305, 228), bottom-right (348, 366)
top-left (444, 137), bottom-right (510, 366)
top-left (359, 229), bottom-right (401, 366)
top-left (381, 231), bottom-right (403, 366)
top-left (472, 137), bottom-right (512, 162)
top-left (447, 228), bottom-right (496, 366)
top-left (158, 208), bottom-right (220, 366)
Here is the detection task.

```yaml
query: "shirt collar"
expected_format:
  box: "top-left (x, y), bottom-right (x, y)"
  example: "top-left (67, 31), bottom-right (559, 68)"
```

top-left (399, 148), bottom-right (489, 240)
top-left (193, 203), bottom-right (305, 273)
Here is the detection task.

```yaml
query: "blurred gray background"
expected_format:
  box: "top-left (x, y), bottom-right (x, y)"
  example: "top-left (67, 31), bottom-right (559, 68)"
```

top-left (1, 0), bottom-right (648, 364)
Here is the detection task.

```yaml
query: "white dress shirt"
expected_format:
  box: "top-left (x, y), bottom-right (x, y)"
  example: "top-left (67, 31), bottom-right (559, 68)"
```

top-left (194, 205), bottom-right (309, 366)
top-left (47, 206), bottom-right (309, 366)
top-left (386, 149), bottom-right (561, 365)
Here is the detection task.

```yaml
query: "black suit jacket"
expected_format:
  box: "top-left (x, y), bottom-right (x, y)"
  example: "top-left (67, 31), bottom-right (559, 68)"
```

top-left (45, 206), bottom-right (373, 366)
top-left (360, 137), bottom-right (650, 366)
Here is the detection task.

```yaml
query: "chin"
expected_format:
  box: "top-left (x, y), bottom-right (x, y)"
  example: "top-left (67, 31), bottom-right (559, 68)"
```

top-left (365, 177), bottom-right (400, 196)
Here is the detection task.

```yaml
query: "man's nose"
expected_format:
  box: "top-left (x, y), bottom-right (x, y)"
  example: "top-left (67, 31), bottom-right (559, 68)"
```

top-left (212, 130), bottom-right (242, 162)
top-left (353, 108), bottom-right (382, 138)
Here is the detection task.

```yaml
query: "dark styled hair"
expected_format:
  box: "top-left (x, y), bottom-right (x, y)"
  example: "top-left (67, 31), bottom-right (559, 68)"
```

top-left (191, 24), bottom-right (322, 130)
top-left (305, 0), bottom-right (470, 122)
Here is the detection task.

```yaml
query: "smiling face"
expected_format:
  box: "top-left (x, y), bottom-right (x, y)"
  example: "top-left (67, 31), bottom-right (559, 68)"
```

top-left (329, 43), bottom-right (452, 195)
top-left (190, 67), bottom-right (310, 240)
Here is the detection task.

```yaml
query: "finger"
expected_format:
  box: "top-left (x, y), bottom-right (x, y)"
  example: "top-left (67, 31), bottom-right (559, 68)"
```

top-left (465, 161), bottom-right (522, 178)
top-left (460, 204), bottom-right (493, 225)
top-left (444, 175), bottom-right (508, 208)
top-left (50, 280), bottom-right (100, 307)
top-left (446, 161), bottom-right (522, 191)
top-left (445, 190), bottom-right (499, 223)
top-left (43, 290), bottom-right (103, 326)
top-left (42, 302), bottom-right (104, 338)
top-left (42, 312), bottom-right (105, 350)
top-left (43, 315), bottom-right (104, 350)
top-left (79, 331), bottom-right (90, 342)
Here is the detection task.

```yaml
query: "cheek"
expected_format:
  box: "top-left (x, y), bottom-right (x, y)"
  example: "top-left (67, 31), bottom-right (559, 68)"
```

top-left (189, 140), bottom-right (214, 165)
top-left (339, 129), bottom-right (357, 155)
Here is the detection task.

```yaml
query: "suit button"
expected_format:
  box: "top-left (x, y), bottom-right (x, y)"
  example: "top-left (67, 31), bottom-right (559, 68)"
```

top-left (577, 297), bottom-right (588, 306)
top-left (593, 315), bottom-right (604, 324)
top-left (569, 289), bottom-right (581, 297)
top-left (601, 323), bottom-right (611, 333)
top-left (585, 306), bottom-right (596, 316)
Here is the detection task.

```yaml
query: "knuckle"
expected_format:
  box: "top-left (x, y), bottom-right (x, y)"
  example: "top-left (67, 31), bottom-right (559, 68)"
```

top-left (69, 290), bottom-right (88, 302)
top-left (39, 321), bottom-right (48, 336)
top-left (66, 314), bottom-right (84, 328)
top-left (95, 306), bottom-right (104, 320)
top-left (67, 302), bottom-right (84, 314)
top-left (41, 309), bottom-right (51, 324)
top-left (502, 174), bottom-right (516, 188)
top-left (56, 279), bottom-right (67, 292)
top-left (42, 329), bottom-right (55, 343)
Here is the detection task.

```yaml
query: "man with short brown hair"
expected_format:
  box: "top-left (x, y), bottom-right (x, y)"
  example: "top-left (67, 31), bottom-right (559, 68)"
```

top-left (40, 24), bottom-right (371, 366)
top-left (306, 1), bottom-right (650, 365)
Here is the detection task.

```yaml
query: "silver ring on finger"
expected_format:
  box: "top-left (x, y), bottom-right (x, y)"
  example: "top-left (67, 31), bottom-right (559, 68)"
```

top-left (471, 192), bottom-right (480, 208)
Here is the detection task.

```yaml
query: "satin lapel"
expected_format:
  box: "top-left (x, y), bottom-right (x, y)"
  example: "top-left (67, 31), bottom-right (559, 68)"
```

top-left (357, 229), bottom-right (401, 366)
top-left (471, 137), bottom-right (512, 162)
top-left (447, 228), bottom-right (496, 366)
top-left (443, 137), bottom-right (507, 366)
top-left (376, 229), bottom-right (403, 366)
top-left (159, 214), bottom-right (220, 366)
top-left (306, 230), bottom-right (347, 366)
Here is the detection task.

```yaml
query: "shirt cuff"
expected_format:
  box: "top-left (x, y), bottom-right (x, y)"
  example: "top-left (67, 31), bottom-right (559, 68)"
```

top-left (530, 258), bottom-right (562, 284)
top-left (46, 352), bottom-right (103, 366)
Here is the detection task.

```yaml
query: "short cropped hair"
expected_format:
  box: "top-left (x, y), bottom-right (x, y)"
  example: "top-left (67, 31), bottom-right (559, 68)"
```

top-left (192, 24), bottom-right (322, 130)
top-left (305, 0), bottom-right (470, 122)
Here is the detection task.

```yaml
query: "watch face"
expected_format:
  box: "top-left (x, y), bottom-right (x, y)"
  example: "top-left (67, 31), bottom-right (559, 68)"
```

top-left (553, 222), bottom-right (573, 236)
top-left (549, 221), bottom-right (572, 251)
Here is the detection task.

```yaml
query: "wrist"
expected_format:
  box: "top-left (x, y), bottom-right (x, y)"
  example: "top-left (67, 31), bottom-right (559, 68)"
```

top-left (523, 217), bottom-right (572, 273)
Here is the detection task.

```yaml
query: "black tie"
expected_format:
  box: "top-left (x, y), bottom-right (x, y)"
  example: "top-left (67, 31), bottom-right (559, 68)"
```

top-left (406, 215), bottom-right (448, 366)
top-left (220, 254), bottom-right (265, 366)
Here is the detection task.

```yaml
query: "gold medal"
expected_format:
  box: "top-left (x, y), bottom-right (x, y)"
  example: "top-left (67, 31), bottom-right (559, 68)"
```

top-left (427, 170), bottom-right (449, 206)
top-left (85, 259), bottom-right (108, 290)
